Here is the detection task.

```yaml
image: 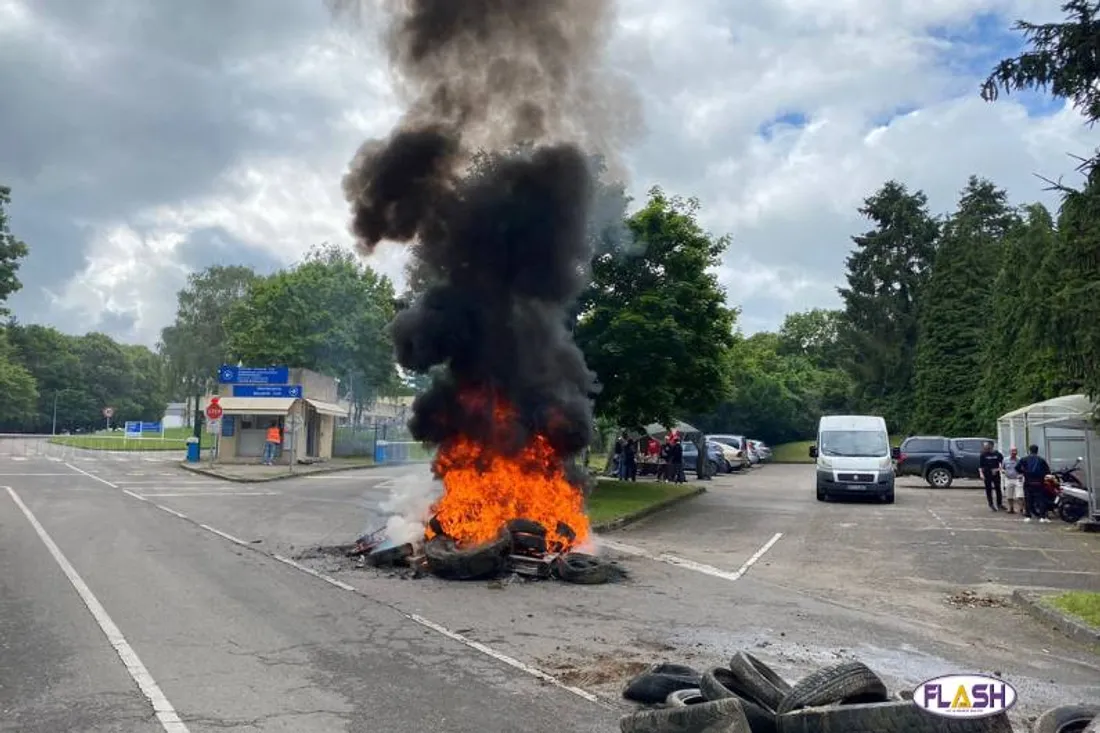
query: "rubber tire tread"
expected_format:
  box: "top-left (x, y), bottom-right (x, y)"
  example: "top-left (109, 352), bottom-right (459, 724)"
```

top-left (620, 697), bottom-right (753, 733)
top-left (667, 688), bottom-right (706, 706)
top-left (699, 670), bottom-right (778, 732)
top-left (728, 652), bottom-right (792, 712)
top-left (623, 665), bottom-right (701, 705)
top-left (423, 534), bottom-right (509, 580)
top-left (777, 660), bottom-right (887, 714)
top-left (777, 701), bottom-right (1012, 733)
top-left (555, 552), bottom-right (612, 584)
top-left (1033, 705), bottom-right (1100, 733)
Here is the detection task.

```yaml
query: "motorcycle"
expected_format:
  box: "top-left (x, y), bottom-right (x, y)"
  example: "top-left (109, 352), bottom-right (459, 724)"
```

top-left (1045, 456), bottom-right (1091, 524)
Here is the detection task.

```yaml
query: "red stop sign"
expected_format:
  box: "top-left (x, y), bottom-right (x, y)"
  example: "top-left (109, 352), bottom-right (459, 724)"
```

top-left (206, 403), bottom-right (223, 420)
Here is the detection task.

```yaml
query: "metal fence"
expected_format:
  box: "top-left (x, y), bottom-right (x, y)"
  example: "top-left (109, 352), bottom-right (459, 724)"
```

top-left (333, 420), bottom-right (433, 464)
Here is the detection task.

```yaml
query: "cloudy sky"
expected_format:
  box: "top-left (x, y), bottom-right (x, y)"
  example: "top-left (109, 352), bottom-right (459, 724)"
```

top-left (1, 0), bottom-right (1093, 344)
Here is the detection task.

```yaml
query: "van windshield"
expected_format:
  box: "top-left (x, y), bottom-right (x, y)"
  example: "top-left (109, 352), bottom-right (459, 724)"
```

top-left (820, 430), bottom-right (888, 457)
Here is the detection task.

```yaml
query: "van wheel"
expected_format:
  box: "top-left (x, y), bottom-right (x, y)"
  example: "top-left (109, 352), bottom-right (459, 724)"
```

top-left (925, 466), bottom-right (953, 489)
top-left (882, 492), bottom-right (895, 504)
top-left (816, 487), bottom-right (827, 502)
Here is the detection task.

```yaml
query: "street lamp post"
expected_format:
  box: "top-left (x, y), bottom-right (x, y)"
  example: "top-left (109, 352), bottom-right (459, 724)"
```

top-left (51, 392), bottom-right (58, 435)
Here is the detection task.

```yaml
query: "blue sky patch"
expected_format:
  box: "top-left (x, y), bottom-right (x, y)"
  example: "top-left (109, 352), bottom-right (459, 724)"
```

top-left (758, 111), bottom-right (809, 139)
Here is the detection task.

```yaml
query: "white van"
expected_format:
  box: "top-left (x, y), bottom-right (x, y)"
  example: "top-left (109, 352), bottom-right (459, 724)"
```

top-left (809, 415), bottom-right (897, 503)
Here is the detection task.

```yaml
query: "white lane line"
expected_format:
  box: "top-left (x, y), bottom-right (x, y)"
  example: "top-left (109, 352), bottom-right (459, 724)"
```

top-left (65, 462), bottom-right (119, 488)
top-left (409, 613), bottom-right (605, 706)
top-left (122, 490), bottom-right (150, 502)
top-left (154, 505), bottom-right (189, 520)
top-left (138, 491), bottom-right (279, 497)
top-left (0, 473), bottom-right (77, 476)
top-left (3, 486), bottom-right (189, 733)
top-left (197, 524), bottom-right (250, 547)
top-left (114, 481), bottom-right (221, 486)
top-left (926, 508), bottom-right (957, 536)
top-left (599, 533), bottom-right (784, 582)
top-left (59, 462), bottom-right (606, 707)
top-left (272, 554), bottom-right (356, 591)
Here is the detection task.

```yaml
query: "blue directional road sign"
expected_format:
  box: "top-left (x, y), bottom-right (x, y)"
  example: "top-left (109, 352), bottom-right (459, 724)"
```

top-left (218, 365), bottom-right (290, 385)
top-left (231, 384), bottom-right (302, 398)
top-left (141, 421), bottom-right (162, 433)
top-left (124, 421), bottom-right (141, 437)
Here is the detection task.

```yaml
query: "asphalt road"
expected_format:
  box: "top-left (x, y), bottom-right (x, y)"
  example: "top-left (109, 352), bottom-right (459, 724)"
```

top-left (3, 452), bottom-right (1099, 731)
top-left (0, 455), bottom-right (615, 732)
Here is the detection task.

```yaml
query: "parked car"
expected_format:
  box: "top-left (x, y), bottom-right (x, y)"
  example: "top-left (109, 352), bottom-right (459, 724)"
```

top-left (895, 436), bottom-right (993, 488)
top-left (707, 434), bottom-right (752, 469)
top-left (707, 440), bottom-right (742, 472)
top-left (681, 440), bottom-right (726, 476)
top-left (811, 414), bottom-right (897, 503)
top-left (753, 441), bottom-right (773, 462)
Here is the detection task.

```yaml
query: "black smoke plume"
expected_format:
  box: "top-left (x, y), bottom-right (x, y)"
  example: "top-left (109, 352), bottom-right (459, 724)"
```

top-left (334, 0), bottom-right (638, 480)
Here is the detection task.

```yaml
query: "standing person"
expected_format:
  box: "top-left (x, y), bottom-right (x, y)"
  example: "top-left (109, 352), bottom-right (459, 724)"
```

top-left (262, 421), bottom-right (282, 465)
top-left (668, 437), bottom-right (685, 484)
top-left (978, 441), bottom-right (1006, 511)
top-left (657, 437), bottom-right (671, 482)
top-left (624, 435), bottom-right (638, 482)
top-left (1016, 444), bottom-right (1052, 523)
top-left (613, 432), bottom-right (626, 479)
top-left (1003, 447), bottom-right (1022, 514)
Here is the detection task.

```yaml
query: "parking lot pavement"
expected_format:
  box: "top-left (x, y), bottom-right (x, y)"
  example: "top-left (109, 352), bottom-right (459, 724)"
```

top-left (22, 459), bottom-right (1099, 721)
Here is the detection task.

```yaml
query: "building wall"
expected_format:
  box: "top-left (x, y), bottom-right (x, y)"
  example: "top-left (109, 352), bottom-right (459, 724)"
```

top-left (319, 415), bottom-right (334, 459)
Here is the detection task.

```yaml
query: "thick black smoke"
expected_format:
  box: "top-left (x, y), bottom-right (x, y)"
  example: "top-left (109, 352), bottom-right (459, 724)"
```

top-left (334, 0), bottom-right (637, 475)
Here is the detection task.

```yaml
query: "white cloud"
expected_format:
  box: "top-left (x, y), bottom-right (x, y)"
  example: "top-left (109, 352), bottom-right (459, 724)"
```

top-left (34, 0), bottom-right (1097, 343)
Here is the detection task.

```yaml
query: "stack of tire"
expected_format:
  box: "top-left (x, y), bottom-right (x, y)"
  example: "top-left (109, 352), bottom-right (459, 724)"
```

top-left (619, 652), bottom-right (1014, 732)
top-left (1031, 705), bottom-right (1099, 733)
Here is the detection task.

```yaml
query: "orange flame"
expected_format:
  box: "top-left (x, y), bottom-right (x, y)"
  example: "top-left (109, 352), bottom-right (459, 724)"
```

top-left (424, 392), bottom-right (589, 551)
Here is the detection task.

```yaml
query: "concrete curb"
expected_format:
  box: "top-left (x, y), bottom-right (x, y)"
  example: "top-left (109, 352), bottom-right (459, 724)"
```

top-left (178, 461), bottom-right (385, 483)
top-left (1011, 589), bottom-right (1100, 645)
top-left (591, 486), bottom-right (707, 532)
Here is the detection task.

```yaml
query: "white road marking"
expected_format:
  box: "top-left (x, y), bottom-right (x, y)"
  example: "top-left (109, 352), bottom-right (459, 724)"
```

top-left (113, 481), bottom-right (221, 486)
top-left (65, 462), bottom-right (119, 488)
top-left (926, 508), bottom-right (956, 536)
top-left (154, 505), bottom-right (189, 519)
top-left (138, 491), bottom-right (279, 497)
top-left (122, 490), bottom-right (150, 502)
top-left (11, 456), bottom-right (26, 461)
top-left (409, 613), bottom-right (605, 706)
top-left (197, 524), bottom-right (250, 547)
top-left (58, 463), bottom-right (607, 707)
top-left (272, 554), bottom-right (356, 591)
top-left (600, 533), bottom-right (784, 582)
top-left (3, 486), bottom-right (190, 733)
top-left (0, 473), bottom-right (77, 476)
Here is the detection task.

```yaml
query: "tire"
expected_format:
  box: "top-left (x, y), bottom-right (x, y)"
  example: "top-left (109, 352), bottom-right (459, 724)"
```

top-left (506, 518), bottom-right (546, 535)
top-left (882, 491), bottom-right (895, 504)
top-left (554, 552), bottom-right (612, 584)
top-left (816, 487), bottom-right (826, 502)
top-left (777, 660), bottom-right (888, 714)
top-left (926, 466), bottom-right (953, 489)
top-left (776, 700), bottom-right (1012, 732)
top-left (728, 652), bottom-right (792, 712)
top-left (622, 665), bottom-right (701, 704)
top-left (1059, 501), bottom-right (1088, 524)
top-left (1033, 705), bottom-right (1100, 733)
top-left (620, 697), bottom-right (753, 733)
top-left (667, 688), bottom-right (706, 706)
top-left (423, 533), bottom-right (509, 580)
top-left (699, 669), bottom-right (779, 731)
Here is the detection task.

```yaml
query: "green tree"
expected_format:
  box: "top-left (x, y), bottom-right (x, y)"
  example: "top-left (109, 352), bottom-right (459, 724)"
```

top-left (160, 265), bottom-right (258, 402)
top-left (0, 185), bottom-right (29, 314)
top-left (225, 244), bottom-right (397, 411)
top-left (575, 188), bottom-right (737, 428)
top-left (0, 327), bottom-right (37, 426)
top-left (777, 308), bottom-right (846, 370)
top-left (1047, 168), bottom-right (1100, 407)
top-left (973, 204), bottom-right (1077, 424)
top-left (913, 177), bottom-right (1021, 435)
top-left (837, 181), bottom-right (939, 432)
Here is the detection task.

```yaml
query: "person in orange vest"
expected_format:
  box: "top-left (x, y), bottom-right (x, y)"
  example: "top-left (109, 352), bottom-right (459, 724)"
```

top-left (262, 422), bottom-right (281, 465)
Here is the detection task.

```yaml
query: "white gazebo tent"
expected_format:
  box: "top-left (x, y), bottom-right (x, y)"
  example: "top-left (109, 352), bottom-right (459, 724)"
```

top-left (996, 394), bottom-right (1099, 521)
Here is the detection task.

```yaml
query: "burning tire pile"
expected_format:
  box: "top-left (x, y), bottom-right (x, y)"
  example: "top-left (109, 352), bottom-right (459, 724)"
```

top-left (618, 653), bottom-right (1020, 732)
top-left (351, 518), bottom-right (621, 584)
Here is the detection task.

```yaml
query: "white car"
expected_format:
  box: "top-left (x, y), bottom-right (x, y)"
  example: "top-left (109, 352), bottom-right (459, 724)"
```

top-left (707, 434), bottom-right (750, 470)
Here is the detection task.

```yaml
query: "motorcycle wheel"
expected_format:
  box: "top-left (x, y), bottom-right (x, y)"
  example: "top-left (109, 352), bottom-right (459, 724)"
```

top-left (1059, 501), bottom-right (1087, 524)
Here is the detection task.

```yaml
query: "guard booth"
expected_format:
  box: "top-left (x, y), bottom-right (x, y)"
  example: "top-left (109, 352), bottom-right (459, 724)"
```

top-left (203, 366), bottom-right (346, 465)
top-left (997, 394), bottom-right (1100, 525)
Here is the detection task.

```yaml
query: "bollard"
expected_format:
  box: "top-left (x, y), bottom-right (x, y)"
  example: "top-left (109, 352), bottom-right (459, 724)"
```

top-left (185, 436), bottom-right (200, 463)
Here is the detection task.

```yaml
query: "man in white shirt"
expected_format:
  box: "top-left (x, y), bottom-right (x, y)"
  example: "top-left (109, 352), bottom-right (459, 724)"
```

top-left (1002, 447), bottom-right (1022, 513)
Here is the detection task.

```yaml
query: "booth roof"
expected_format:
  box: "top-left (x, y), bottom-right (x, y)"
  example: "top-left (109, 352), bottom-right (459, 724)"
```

top-left (997, 394), bottom-right (1095, 429)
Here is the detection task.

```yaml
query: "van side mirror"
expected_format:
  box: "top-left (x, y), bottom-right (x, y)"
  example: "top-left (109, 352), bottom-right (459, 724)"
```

top-left (891, 447), bottom-right (901, 460)
top-left (808, 445), bottom-right (818, 459)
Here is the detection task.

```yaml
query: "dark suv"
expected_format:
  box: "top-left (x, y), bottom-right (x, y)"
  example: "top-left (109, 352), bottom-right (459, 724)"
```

top-left (896, 436), bottom-right (993, 488)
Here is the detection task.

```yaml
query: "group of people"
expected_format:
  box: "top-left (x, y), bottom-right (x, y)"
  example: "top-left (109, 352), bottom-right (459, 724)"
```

top-left (977, 442), bottom-right (1054, 522)
top-left (612, 431), bottom-right (690, 484)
